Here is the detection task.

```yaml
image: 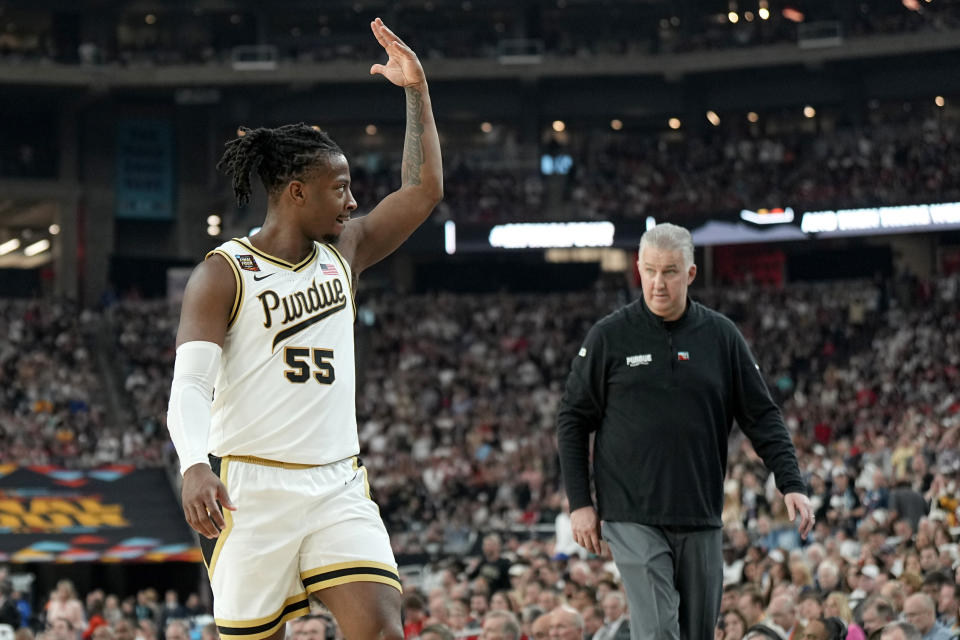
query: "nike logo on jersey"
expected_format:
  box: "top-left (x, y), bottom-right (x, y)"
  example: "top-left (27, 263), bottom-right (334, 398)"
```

top-left (253, 273), bottom-right (275, 281)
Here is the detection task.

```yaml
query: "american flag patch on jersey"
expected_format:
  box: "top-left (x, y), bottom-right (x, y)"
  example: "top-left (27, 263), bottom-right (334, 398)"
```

top-left (320, 263), bottom-right (338, 276)
top-left (678, 351), bottom-right (690, 361)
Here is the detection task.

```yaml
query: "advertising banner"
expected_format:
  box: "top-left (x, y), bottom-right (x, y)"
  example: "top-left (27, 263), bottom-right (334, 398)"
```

top-left (0, 465), bottom-right (199, 563)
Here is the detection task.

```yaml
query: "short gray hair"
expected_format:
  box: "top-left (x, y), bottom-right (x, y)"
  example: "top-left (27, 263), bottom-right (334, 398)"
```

top-left (638, 223), bottom-right (694, 268)
top-left (484, 610), bottom-right (521, 640)
top-left (880, 621), bottom-right (921, 640)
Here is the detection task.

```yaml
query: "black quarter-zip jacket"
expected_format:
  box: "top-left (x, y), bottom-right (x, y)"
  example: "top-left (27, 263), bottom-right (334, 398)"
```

top-left (556, 296), bottom-right (806, 528)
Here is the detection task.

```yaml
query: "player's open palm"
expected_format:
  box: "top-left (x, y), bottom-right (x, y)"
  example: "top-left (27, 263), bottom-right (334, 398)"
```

top-left (369, 18), bottom-right (425, 87)
top-left (181, 464), bottom-right (236, 540)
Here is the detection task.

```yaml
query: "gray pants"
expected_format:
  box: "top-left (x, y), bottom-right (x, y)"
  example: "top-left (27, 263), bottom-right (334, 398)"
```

top-left (603, 521), bottom-right (723, 640)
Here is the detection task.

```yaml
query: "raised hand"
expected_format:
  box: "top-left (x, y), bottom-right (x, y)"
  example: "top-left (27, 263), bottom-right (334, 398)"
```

top-left (369, 17), bottom-right (425, 88)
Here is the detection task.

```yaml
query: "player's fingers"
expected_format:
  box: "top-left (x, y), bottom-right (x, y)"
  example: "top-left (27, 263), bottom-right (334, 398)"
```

top-left (217, 484), bottom-right (236, 511)
top-left (191, 503), bottom-right (217, 538)
top-left (206, 499), bottom-right (226, 531)
top-left (376, 19), bottom-right (409, 47)
top-left (203, 486), bottom-right (226, 530)
top-left (785, 497), bottom-right (796, 521)
top-left (183, 505), bottom-right (197, 531)
top-left (389, 40), bottom-right (415, 57)
top-left (370, 64), bottom-right (387, 77)
top-left (370, 20), bottom-right (391, 49)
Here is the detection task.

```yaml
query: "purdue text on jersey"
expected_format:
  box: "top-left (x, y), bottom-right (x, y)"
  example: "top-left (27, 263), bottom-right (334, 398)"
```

top-left (203, 238), bottom-right (359, 466)
top-left (257, 278), bottom-right (348, 350)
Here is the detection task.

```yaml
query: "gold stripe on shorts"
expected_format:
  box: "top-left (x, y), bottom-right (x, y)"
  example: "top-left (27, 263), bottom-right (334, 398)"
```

top-left (207, 457), bottom-right (234, 579)
top-left (225, 455), bottom-right (319, 469)
top-left (301, 560), bottom-right (402, 594)
top-left (216, 592), bottom-right (309, 640)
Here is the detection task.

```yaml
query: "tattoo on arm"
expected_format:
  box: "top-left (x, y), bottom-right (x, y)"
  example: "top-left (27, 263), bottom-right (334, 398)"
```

top-left (401, 87), bottom-right (425, 187)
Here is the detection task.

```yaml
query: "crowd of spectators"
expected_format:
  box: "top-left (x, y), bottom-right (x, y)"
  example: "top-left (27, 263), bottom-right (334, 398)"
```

top-left (0, 300), bottom-right (108, 466)
top-left (0, 572), bottom-right (215, 640)
top-left (0, 299), bottom-right (169, 467)
top-left (0, 267), bottom-right (957, 639)
top-left (271, 101), bottom-right (960, 226)
top-left (561, 106), bottom-right (960, 224)
top-left (358, 102), bottom-right (960, 225)
top-left (1, 0), bottom-right (959, 67)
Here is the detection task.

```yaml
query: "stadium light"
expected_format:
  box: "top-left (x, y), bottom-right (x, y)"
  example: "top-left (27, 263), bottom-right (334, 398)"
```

top-left (747, 111), bottom-right (759, 123)
top-left (668, 118), bottom-right (681, 130)
top-left (0, 239), bottom-right (20, 256)
top-left (207, 225), bottom-right (221, 236)
top-left (481, 122), bottom-right (493, 133)
top-left (728, 11), bottom-right (740, 23)
top-left (759, 7), bottom-right (771, 19)
top-left (745, 11), bottom-right (755, 21)
top-left (552, 120), bottom-right (566, 133)
top-left (24, 239), bottom-right (50, 257)
top-left (444, 220), bottom-right (456, 255)
top-left (935, 96), bottom-right (945, 108)
top-left (610, 119), bottom-right (623, 131)
top-left (366, 124), bottom-right (378, 135)
top-left (49, 224), bottom-right (61, 235)
top-left (207, 214), bottom-right (221, 226)
top-left (782, 7), bottom-right (804, 22)
top-left (706, 111), bottom-right (721, 126)
top-left (803, 105), bottom-right (816, 118)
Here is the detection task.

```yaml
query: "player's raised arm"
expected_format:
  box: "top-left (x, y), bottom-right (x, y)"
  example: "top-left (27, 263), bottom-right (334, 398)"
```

top-left (339, 18), bottom-right (443, 275)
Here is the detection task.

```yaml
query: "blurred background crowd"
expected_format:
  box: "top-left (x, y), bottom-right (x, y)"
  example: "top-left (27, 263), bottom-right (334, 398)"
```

top-left (2, 269), bottom-right (959, 639)
top-left (1, 0), bottom-right (960, 639)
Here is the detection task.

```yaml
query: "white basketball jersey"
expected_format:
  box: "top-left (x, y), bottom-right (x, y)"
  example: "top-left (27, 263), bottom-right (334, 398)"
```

top-left (205, 237), bottom-right (358, 465)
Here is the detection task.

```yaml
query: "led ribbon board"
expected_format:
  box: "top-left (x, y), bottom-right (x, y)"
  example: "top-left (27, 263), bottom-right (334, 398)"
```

top-left (488, 221), bottom-right (615, 249)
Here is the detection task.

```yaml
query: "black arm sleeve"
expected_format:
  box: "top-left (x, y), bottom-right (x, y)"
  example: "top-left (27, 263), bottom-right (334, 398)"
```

top-left (556, 324), bottom-right (606, 511)
top-left (729, 324), bottom-right (806, 496)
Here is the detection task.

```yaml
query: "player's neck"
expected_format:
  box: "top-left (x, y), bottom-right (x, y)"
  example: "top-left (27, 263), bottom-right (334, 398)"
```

top-left (248, 224), bottom-right (315, 265)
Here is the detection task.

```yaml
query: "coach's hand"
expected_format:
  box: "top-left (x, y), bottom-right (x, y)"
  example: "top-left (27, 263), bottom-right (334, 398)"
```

top-left (369, 18), bottom-right (426, 88)
top-left (182, 463), bottom-right (236, 539)
top-left (784, 492), bottom-right (815, 540)
top-left (571, 505), bottom-right (603, 555)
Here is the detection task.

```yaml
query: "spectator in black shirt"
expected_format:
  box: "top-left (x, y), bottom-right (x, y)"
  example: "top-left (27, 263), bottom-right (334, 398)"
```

top-left (467, 534), bottom-right (513, 593)
top-left (0, 581), bottom-right (20, 629)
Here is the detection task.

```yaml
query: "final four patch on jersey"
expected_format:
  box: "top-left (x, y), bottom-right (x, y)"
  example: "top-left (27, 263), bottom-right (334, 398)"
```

top-left (235, 254), bottom-right (260, 272)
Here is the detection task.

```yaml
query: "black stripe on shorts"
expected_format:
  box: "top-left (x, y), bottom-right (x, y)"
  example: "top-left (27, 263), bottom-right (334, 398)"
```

top-left (302, 565), bottom-right (399, 589)
top-left (218, 599), bottom-right (310, 636)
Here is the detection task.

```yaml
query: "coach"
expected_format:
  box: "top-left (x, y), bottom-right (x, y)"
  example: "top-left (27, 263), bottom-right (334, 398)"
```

top-left (556, 223), bottom-right (814, 640)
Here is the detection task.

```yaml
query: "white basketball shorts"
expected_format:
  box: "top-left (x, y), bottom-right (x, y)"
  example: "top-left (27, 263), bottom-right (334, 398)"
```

top-left (199, 455), bottom-right (400, 640)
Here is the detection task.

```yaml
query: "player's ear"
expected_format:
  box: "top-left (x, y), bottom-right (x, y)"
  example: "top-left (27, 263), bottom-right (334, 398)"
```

top-left (287, 180), bottom-right (306, 205)
top-left (687, 263), bottom-right (697, 285)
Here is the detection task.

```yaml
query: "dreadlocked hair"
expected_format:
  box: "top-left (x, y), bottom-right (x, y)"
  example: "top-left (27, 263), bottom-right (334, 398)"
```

top-left (216, 123), bottom-right (344, 207)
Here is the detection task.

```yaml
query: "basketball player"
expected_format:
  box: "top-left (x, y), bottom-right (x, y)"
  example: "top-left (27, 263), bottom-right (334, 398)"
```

top-left (165, 18), bottom-right (441, 640)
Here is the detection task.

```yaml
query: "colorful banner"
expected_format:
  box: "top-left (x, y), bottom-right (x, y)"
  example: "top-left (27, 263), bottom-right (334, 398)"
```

top-left (0, 465), bottom-right (199, 563)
